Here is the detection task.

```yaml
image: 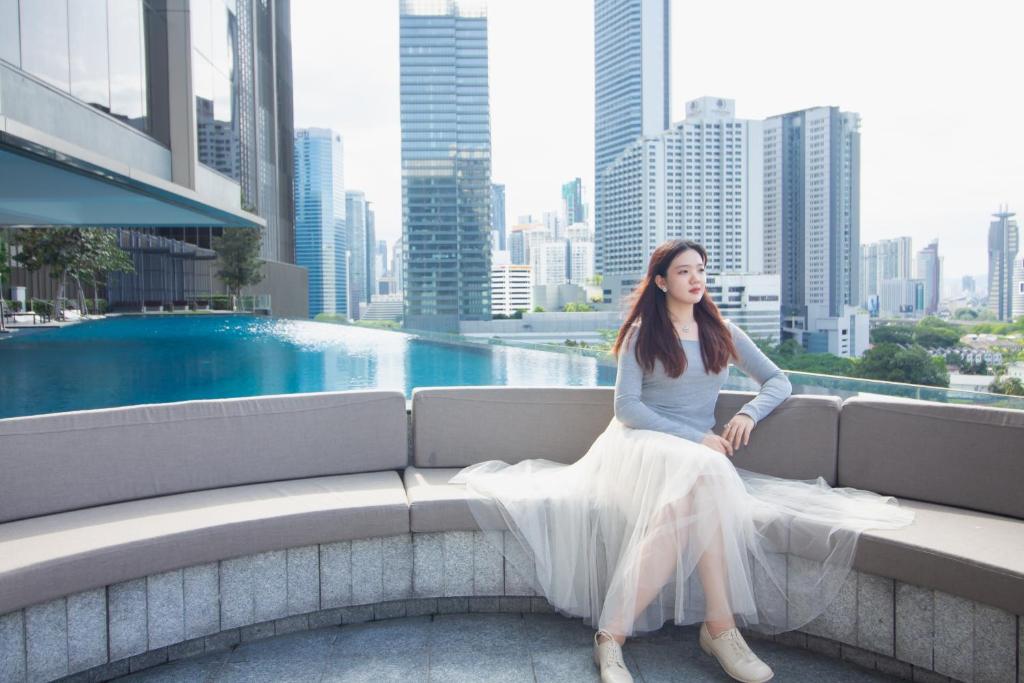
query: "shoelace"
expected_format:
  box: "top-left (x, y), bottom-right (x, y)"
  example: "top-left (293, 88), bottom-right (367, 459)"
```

top-left (718, 629), bottom-right (757, 664)
top-left (598, 637), bottom-right (627, 669)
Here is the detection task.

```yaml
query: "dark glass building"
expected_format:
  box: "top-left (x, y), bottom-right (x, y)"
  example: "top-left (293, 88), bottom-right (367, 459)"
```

top-left (399, 0), bottom-right (492, 333)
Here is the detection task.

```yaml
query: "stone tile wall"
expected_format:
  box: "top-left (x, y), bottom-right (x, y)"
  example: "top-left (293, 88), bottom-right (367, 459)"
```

top-left (0, 532), bottom-right (1019, 683)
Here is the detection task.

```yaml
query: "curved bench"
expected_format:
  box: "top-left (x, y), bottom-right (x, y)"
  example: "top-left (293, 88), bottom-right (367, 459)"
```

top-left (0, 387), bottom-right (1021, 683)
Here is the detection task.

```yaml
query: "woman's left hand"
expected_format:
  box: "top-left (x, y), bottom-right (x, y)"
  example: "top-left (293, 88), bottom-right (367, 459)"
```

top-left (722, 413), bottom-right (755, 450)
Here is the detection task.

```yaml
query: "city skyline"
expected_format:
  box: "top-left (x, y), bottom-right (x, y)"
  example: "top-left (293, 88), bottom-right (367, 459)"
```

top-left (291, 0), bottom-right (1021, 282)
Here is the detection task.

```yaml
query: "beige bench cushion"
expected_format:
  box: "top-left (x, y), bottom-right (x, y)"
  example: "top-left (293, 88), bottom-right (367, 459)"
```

top-left (855, 498), bottom-right (1024, 615)
top-left (0, 471), bottom-right (410, 615)
top-left (0, 390), bottom-right (409, 523)
top-left (405, 466), bottom-right (494, 532)
top-left (411, 386), bottom-right (614, 468)
top-left (714, 393), bottom-right (842, 485)
top-left (838, 396), bottom-right (1024, 519)
top-left (411, 387), bottom-right (841, 485)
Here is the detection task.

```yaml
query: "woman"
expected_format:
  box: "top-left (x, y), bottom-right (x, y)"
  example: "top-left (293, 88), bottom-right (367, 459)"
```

top-left (450, 239), bottom-right (914, 683)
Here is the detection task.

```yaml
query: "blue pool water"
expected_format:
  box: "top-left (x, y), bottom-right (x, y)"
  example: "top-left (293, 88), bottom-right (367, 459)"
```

top-left (0, 315), bottom-right (617, 419)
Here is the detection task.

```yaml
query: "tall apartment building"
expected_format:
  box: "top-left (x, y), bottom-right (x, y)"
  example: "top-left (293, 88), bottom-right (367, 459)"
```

top-left (601, 97), bottom-right (763, 279)
top-left (764, 106), bottom-right (865, 356)
top-left (916, 239), bottom-right (941, 315)
top-left (594, 0), bottom-right (669, 276)
top-left (491, 264), bottom-right (533, 316)
top-left (988, 208), bottom-right (1019, 321)
top-left (400, 0), bottom-right (492, 332)
top-left (861, 236), bottom-right (912, 308)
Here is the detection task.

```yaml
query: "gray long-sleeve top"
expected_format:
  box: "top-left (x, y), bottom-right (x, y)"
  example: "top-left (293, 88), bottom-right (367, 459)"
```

top-left (614, 320), bottom-right (793, 444)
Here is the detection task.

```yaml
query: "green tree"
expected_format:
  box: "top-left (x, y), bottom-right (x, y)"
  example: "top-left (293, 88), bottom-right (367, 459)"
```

top-left (857, 343), bottom-right (949, 387)
top-left (913, 316), bottom-right (963, 349)
top-left (953, 308), bottom-right (979, 320)
top-left (533, 305), bottom-right (545, 313)
top-left (870, 324), bottom-right (914, 345)
top-left (990, 376), bottom-right (1024, 396)
top-left (74, 229), bottom-right (134, 314)
top-left (11, 228), bottom-right (86, 320)
top-left (213, 228), bottom-right (264, 311)
top-left (776, 338), bottom-right (804, 357)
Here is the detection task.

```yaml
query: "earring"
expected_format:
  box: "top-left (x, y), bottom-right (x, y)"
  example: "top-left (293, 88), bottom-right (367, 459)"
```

top-left (660, 287), bottom-right (667, 292)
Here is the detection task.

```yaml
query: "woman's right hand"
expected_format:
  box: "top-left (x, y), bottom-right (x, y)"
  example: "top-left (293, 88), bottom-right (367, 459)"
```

top-left (701, 433), bottom-right (735, 457)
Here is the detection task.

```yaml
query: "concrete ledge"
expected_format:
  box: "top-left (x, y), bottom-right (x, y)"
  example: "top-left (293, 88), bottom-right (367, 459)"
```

top-left (0, 531), bottom-right (1017, 682)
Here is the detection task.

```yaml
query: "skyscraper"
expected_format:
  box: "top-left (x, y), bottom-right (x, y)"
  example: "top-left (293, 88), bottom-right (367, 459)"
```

top-left (861, 236), bottom-right (912, 307)
top-left (400, 0), bottom-right (492, 333)
top-left (988, 207), bottom-right (1019, 321)
top-left (601, 97), bottom-right (764, 278)
top-left (562, 178), bottom-right (585, 228)
top-left (294, 128), bottom-right (346, 318)
top-left (764, 106), bottom-right (865, 356)
top-left (491, 183), bottom-right (506, 250)
top-left (594, 0), bottom-right (670, 276)
top-left (346, 191), bottom-right (368, 319)
top-left (915, 240), bottom-right (941, 315)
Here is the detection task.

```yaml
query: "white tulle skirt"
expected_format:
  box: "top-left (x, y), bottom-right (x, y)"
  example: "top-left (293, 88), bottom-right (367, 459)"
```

top-left (448, 416), bottom-right (915, 638)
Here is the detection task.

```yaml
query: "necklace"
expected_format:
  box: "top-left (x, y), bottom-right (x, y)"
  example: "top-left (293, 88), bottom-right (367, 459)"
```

top-left (670, 316), bottom-right (695, 334)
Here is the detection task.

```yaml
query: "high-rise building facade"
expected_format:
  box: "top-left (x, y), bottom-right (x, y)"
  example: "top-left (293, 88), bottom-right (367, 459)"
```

top-left (2, 0), bottom-right (305, 317)
top-left (400, 0), bottom-right (492, 333)
top-left (491, 264), bottom-right (532, 316)
top-left (915, 239), bottom-right (941, 315)
top-left (601, 97), bottom-right (764, 278)
top-left (392, 237), bottom-right (405, 294)
top-left (294, 128), bottom-right (345, 318)
top-left (346, 191), bottom-right (368, 320)
top-left (594, 0), bottom-right (670, 276)
top-left (861, 236), bottom-right (912, 307)
top-left (988, 208), bottom-right (1019, 321)
top-left (491, 183), bottom-right (506, 250)
top-left (562, 178), bottom-right (585, 228)
top-left (531, 240), bottom-right (569, 287)
top-left (764, 106), bottom-right (864, 356)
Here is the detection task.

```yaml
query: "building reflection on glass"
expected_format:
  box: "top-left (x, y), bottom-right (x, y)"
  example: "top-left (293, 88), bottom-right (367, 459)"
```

top-left (192, 0), bottom-right (240, 181)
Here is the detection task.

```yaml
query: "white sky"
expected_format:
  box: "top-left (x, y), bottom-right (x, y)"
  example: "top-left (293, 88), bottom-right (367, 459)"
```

top-left (291, 0), bottom-right (1023, 282)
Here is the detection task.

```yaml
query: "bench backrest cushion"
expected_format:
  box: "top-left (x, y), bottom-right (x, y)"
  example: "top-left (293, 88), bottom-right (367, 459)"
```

top-left (412, 386), bottom-right (614, 467)
top-left (714, 392), bottom-right (842, 485)
top-left (837, 396), bottom-right (1024, 519)
top-left (0, 390), bottom-right (408, 522)
top-left (411, 387), bottom-right (840, 481)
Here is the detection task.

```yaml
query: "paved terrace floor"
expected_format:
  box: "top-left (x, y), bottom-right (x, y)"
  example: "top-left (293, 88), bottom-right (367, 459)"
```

top-left (111, 612), bottom-right (901, 682)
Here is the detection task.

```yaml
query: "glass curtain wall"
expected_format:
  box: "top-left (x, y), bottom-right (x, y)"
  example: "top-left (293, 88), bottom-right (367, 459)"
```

top-left (2, 0), bottom-right (157, 137)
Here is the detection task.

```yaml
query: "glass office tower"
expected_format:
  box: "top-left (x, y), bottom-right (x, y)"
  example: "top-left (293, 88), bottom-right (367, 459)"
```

top-left (399, 0), bottom-right (492, 333)
top-left (294, 128), bottom-right (346, 318)
top-left (594, 0), bottom-right (670, 276)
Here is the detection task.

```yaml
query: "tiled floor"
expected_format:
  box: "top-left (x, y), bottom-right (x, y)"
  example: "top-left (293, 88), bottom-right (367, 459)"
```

top-left (115, 613), bottom-right (902, 682)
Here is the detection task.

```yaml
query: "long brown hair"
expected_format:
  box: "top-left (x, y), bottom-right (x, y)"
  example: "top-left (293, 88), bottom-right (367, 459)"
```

top-left (611, 239), bottom-right (737, 377)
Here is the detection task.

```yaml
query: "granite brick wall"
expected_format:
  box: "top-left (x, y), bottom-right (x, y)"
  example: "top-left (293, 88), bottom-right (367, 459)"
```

top-left (0, 532), bottom-right (1019, 683)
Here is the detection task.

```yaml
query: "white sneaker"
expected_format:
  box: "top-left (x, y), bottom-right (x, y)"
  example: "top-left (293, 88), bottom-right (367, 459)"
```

top-left (592, 630), bottom-right (634, 683)
top-left (699, 622), bottom-right (774, 682)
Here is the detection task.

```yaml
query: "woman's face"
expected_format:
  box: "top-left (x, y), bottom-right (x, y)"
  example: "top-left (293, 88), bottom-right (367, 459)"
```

top-left (657, 250), bottom-right (706, 304)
